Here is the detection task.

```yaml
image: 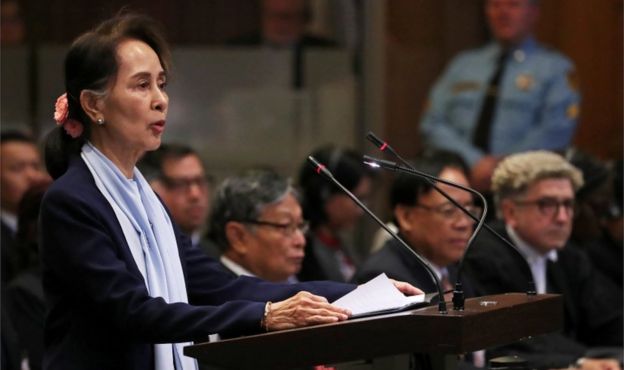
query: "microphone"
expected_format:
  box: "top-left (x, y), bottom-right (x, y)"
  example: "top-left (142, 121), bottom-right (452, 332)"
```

top-left (307, 155), bottom-right (449, 314)
top-left (365, 132), bottom-right (537, 300)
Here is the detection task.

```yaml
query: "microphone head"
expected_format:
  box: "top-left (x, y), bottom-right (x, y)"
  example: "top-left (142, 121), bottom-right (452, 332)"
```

top-left (307, 155), bottom-right (321, 167)
top-left (366, 131), bottom-right (389, 152)
top-left (361, 155), bottom-right (397, 171)
top-left (362, 155), bottom-right (381, 169)
top-left (307, 156), bottom-right (332, 178)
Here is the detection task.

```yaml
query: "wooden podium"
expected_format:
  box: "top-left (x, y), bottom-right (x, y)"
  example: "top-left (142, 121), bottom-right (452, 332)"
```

top-left (185, 293), bottom-right (562, 369)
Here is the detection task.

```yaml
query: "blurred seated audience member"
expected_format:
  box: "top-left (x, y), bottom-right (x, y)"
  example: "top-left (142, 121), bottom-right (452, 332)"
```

top-left (208, 169), bottom-right (305, 283)
top-left (138, 143), bottom-right (219, 258)
top-left (354, 150), bottom-right (480, 297)
top-left (419, 0), bottom-right (580, 192)
top-left (0, 0), bottom-right (25, 46)
top-left (228, 0), bottom-right (337, 88)
top-left (6, 180), bottom-right (51, 370)
top-left (464, 151), bottom-right (622, 370)
top-left (229, 0), bottom-right (335, 48)
top-left (566, 149), bottom-right (622, 289)
top-left (1, 131), bottom-right (48, 286)
top-left (297, 145), bottom-right (374, 282)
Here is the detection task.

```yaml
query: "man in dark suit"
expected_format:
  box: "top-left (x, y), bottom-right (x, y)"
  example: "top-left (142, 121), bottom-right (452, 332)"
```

top-left (1, 132), bottom-right (48, 370)
top-left (355, 150), bottom-right (479, 296)
top-left (1, 131), bottom-right (47, 286)
top-left (138, 144), bottom-right (220, 258)
top-left (465, 151), bottom-right (622, 370)
top-left (355, 150), bottom-right (485, 367)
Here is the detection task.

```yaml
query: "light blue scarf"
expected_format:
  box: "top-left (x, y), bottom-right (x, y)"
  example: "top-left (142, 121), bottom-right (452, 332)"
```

top-left (81, 142), bottom-right (198, 370)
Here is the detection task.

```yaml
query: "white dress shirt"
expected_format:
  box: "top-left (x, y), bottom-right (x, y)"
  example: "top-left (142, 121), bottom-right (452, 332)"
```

top-left (506, 224), bottom-right (558, 294)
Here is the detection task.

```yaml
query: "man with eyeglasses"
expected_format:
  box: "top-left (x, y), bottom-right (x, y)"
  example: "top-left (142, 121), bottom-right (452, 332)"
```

top-left (138, 144), bottom-right (217, 257)
top-left (355, 150), bottom-right (480, 297)
top-left (464, 151), bottom-right (622, 370)
top-left (355, 149), bottom-right (486, 368)
top-left (208, 169), bottom-right (308, 283)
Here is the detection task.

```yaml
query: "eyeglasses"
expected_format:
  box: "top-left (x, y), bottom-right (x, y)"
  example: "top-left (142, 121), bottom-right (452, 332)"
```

top-left (514, 197), bottom-right (576, 218)
top-left (240, 219), bottom-right (310, 237)
top-left (159, 175), bottom-right (210, 193)
top-left (414, 202), bottom-right (482, 221)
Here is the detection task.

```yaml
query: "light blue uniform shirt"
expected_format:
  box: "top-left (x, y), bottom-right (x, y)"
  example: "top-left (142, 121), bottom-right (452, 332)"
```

top-left (420, 37), bottom-right (580, 166)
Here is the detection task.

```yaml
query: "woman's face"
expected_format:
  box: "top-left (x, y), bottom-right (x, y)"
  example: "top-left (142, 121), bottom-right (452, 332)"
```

top-left (97, 39), bottom-right (168, 155)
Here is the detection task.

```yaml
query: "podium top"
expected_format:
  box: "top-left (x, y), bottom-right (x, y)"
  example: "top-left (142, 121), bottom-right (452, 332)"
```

top-left (185, 293), bottom-right (562, 369)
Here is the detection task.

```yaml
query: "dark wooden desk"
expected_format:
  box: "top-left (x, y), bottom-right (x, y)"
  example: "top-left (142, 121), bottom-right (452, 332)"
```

top-left (185, 293), bottom-right (563, 369)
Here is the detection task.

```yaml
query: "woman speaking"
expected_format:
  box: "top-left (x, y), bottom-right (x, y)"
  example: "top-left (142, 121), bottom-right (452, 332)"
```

top-left (40, 12), bottom-right (420, 370)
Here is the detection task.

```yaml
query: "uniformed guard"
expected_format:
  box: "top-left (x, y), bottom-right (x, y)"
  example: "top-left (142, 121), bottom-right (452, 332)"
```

top-left (420, 0), bottom-right (580, 192)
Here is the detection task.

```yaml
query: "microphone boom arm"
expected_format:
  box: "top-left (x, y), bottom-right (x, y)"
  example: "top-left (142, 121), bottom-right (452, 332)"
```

top-left (365, 131), bottom-right (537, 299)
top-left (363, 155), bottom-right (488, 310)
top-left (307, 156), bottom-right (449, 314)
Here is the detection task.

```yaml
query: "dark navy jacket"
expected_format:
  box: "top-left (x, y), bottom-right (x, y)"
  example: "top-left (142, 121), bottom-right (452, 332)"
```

top-left (40, 157), bottom-right (354, 370)
top-left (353, 236), bottom-right (479, 298)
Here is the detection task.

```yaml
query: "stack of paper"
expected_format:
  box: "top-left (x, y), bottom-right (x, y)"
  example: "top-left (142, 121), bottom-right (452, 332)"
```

top-left (332, 273), bottom-right (426, 318)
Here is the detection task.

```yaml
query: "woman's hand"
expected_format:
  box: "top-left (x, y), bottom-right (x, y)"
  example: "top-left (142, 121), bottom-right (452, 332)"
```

top-left (264, 291), bottom-right (351, 331)
top-left (389, 279), bottom-right (424, 296)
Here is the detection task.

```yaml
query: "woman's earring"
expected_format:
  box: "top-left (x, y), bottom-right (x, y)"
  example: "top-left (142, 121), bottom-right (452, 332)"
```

top-left (96, 118), bottom-right (105, 126)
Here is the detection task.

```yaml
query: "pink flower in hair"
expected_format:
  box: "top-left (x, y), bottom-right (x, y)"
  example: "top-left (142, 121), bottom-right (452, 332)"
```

top-left (53, 93), bottom-right (84, 138)
top-left (63, 119), bottom-right (84, 138)
top-left (54, 93), bottom-right (69, 125)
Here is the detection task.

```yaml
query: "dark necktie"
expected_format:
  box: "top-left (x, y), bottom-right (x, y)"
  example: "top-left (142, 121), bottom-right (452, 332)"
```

top-left (545, 259), bottom-right (556, 293)
top-left (440, 271), bottom-right (454, 302)
top-left (472, 50), bottom-right (509, 152)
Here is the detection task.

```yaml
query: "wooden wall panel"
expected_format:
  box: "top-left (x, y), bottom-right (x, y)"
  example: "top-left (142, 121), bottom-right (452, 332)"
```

top-left (384, 0), bottom-right (485, 159)
top-left (536, 0), bottom-right (623, 160)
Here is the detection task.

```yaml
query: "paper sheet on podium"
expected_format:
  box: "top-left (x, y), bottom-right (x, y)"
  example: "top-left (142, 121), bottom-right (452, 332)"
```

top-left (332, 273), bottom-right (426, 318)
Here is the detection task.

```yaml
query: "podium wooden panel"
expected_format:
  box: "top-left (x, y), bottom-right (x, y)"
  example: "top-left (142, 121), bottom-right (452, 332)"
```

top-left (185, 293), bottom-right (562, 369)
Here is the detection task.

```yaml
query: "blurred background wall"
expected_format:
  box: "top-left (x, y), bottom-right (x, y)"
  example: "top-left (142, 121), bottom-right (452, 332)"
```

top-left (2, 0), bottom-right (621, 159)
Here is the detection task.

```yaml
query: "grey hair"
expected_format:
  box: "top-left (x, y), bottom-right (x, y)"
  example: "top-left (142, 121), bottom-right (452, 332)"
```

top-left (492, 150), bottom-right (584, 215)
top-left (208, 169), bottom-right (299, 251)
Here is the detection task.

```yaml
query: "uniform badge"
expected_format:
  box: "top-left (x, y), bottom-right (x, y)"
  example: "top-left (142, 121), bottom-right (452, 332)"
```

top-left (566, 103), bottom-right (580, 119)
top-left (515, 73), bottom-right (534, 91)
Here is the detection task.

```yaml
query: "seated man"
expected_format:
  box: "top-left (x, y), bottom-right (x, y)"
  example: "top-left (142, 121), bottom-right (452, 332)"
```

top-left (465, 151), bottom-right (622, 370)
top-left (355, 149), bottom-right (484, 366)
top-left (355, 149), bottom-right (479, 296)
top-left (138, 144), bottom-right (218, 258)
top-left (0, 131), bottom-right (48, 370)
top-left (208, 169), bottom-right (306, 283)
